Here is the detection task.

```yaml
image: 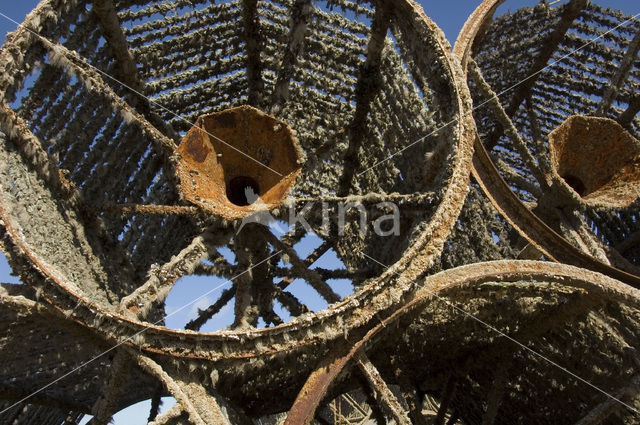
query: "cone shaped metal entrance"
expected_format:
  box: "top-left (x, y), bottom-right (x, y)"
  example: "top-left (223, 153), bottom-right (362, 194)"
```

top-left (175, 105), bottom-right (304, 219)
top-left (549, 115), bottom-right (640, 208)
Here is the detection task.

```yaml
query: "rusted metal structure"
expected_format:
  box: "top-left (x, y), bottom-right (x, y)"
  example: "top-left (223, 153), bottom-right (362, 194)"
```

top-left (0, 0), bottom-right (638, 424)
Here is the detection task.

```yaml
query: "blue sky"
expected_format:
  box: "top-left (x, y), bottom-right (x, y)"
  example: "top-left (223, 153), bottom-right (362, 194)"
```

top-left (0, 0), bottom-right (638, 423)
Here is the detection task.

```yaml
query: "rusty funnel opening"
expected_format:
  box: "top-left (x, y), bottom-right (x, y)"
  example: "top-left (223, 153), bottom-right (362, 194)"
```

top-left (175, 105), bottom-right (303, 219)
top-left (560, 173), bottom-right (586, 196)
top-left (227, 176), bottom-right (261, 206)
top-left (548, 115), bottom-right (640, 208)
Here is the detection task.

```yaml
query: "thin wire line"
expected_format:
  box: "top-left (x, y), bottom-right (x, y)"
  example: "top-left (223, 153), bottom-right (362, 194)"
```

top-left (357, 11), bottom-right (640, 177)
top-left (361, 252), bottom-right (640, 416)
top-left (0, 11), bottom-right (283, 177)
top-left (0, 249), bottom-right (283, 415)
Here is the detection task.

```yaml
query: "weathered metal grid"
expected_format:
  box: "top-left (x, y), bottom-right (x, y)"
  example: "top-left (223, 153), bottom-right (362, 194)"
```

top-left (0, 0), bottom-right (638, 423)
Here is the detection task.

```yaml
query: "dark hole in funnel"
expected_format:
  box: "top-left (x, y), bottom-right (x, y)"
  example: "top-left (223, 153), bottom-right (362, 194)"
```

top-left (227, 176), bottom-right (260, 206)
top-left (562, 174), bottom-right (586, 196)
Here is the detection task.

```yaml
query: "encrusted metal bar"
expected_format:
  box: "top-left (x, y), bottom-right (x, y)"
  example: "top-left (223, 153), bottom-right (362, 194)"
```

top-left (392, 357), bottom-right (429, 425)
top-left (119, 235), bottom-right (208, 314)
top-left (274, 266), bottom-right (374, 281)
top-left (185, 284), bottom-right (236, 331)
top-left (148, 404), bottom-right (185, 425)
top-left (231, 256), bottom-right (258, 330)
top-left (596, 26), bottom-right (640, 116)
top-left (147, 385), bottom-right (163, 423)
top-left (280, 222), bottom-right (309, 248)
top-left (172, 379), bottom-right (233, 425)
top-left (230, 263), bottom-right (252, 331)
top-left (303, 240), bottom-right (331, 267)
top-left (484, 0), bottom-right (588, 149)
top-left (92, 0), bottom-right (140, 89)
top-left (562, 208), bottom-right (611, 265)
top-left (274, 287), bottom-right (309, 316)
top-left (260, 227), bottom-right (340, 304)
top-left (293, 191), bottom-right (436, 205)
top-left (355, 351), bottom-right (411, 425)
top-left (192, 254), bottom-right (236, 278)
top-left (87, 350), bottom-right (130, 425)
top-left (270, 0), bottom-right (314, 112)
top-left (232, 225), bottom-right (273, 329)
top-left (242, 0), bottom-right (264, 107)
top-left (120, 228), bottom-right (232, 317)
top-left (131, 352), bottom-right (228, 425)
top-left (525, 97), bottom-right (552, 177)
top-left (337, 1), bottom-right (392, 196)
top-left (480, 363), bottom-right (509, 425)
top-left (573, 375), bottom-right (640, 425)
top-left (618, 95), bottom-right (640, 129)
top-left (434, 375), bottom-right (457, 425)
top-left (261, 307), bottom-right (284, 326)
top-left (357, 375), bottom-right (387, 425)
top-left (94, 203), bottom-right (201, 216)
top-left (492, 157), bottom-right (542, 197)
top-left (470, 59), bottom-right (549, 188)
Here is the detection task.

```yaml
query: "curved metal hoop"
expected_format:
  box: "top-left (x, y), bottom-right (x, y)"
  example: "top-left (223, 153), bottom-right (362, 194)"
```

top-left (286, 259), bottom-right (640, 424)
top-left (452, 0), bottom-right (640, 288)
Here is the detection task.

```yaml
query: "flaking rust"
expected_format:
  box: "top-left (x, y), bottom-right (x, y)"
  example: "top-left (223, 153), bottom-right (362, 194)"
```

top-left (175, 105), bottom-right (304, 220)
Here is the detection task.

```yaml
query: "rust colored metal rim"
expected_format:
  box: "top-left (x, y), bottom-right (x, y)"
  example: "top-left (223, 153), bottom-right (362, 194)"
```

top-left (0, 0), bottom-right (475, 361)
top-left (452, 0), bottom-right (640, 289)
top-left (285, 259), bottom-right (640, 424)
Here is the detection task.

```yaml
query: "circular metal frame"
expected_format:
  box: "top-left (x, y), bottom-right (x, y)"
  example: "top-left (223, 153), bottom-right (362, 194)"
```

top-left (452, 0), bottom-right (640, 288)
top-left (0, 0), bottom-right (475, 362)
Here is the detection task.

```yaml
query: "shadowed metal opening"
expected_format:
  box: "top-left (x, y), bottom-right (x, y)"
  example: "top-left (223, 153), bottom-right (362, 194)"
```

top-left (561, 173), bottom-right (586, 196)
top-left (227, 175), bottom-right (260, 206)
